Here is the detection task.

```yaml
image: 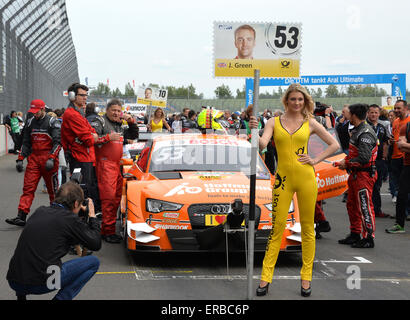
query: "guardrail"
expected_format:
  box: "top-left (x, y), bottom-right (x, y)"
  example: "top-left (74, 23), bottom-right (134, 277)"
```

top-left (0, 125), bottom-right (14, 157)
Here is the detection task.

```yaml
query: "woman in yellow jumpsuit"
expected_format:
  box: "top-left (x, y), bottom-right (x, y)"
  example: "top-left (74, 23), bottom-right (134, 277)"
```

top-left (250, 84), bottom-right (339, 297)
top-left (148, 108), bottom-right (173, 132)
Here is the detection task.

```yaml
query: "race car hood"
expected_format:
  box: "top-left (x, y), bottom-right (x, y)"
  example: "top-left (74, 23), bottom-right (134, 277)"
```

top-left (142, 171), bottom-right (273, 203)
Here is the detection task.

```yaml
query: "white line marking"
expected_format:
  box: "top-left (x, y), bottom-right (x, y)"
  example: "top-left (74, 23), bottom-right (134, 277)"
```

top-left (318, 256), bottom-right (372, 264)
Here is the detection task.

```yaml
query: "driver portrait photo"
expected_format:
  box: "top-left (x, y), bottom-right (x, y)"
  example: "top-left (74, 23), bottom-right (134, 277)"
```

top-left (234, 24), bottom-right (256, 59)
top-left (145, 88), bottom-right (153, 99)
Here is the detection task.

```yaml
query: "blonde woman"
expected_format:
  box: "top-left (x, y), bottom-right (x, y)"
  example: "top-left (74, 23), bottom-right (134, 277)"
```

top-left (148, 107), bottom-right (173, 132)
top-left (249, 83), bottom-right (339, 297)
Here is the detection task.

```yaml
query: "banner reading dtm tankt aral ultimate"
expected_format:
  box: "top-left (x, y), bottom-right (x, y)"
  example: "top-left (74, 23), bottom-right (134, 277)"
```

top-left (213, 22), bottom-right (302, 78)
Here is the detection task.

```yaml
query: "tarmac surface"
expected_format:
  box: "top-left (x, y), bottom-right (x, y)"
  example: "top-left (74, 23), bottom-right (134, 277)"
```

top-left (0, 153), bottom-right (409, 301)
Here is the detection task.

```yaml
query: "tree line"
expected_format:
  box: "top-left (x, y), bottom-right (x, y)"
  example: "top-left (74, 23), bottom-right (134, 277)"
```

top-left (90, 82), bottom-right (409, 99)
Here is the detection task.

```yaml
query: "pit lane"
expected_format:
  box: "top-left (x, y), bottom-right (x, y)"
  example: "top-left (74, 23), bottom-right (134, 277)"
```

top-left (0, 154), bottom-right (409, 300)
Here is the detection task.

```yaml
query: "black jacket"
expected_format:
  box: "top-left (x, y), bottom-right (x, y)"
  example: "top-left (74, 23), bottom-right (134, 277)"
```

top-left (7, 205), bottom-right (101, 286)
top-left (19, 114), bottom-right (61, 159)
top-left (335, 116), bottom-right (351, 151)
top-left (88, 114), bottom-right (139, 143)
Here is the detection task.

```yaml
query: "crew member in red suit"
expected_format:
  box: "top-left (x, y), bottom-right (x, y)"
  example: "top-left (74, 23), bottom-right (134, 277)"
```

top-left (90, 99), bottom-right (138, 243)
top-left (6, 100), bottom-right (61, 226)
top-left (336, 104), bottom-right (378, 248)
top-left (61, 83), bottom-right (99, 208)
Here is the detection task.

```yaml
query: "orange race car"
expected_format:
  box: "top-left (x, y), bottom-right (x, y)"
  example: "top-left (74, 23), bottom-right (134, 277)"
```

top-left (119, 130), bottom-right (347, 253)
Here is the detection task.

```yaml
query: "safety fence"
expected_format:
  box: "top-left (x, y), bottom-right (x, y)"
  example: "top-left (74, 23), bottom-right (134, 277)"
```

top-left (0, 0), bottom-right (79, 121)
top-left (0, 125), bottom-right (13, 156)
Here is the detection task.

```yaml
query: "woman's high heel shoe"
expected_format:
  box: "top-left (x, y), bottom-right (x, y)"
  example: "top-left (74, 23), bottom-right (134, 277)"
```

top-left (301, 282), bottom-right (311, 297)
top-left (256, 283), bottom-right (269, 296)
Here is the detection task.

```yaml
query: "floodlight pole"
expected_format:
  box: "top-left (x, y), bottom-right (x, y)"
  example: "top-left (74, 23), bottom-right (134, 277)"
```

top-left (247, 69), bottom-right (260, 300)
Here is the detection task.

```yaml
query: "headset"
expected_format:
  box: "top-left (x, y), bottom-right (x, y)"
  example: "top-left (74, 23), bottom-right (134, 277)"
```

top-left (67, 83), bottom-right (88, 102)
top-left (67, 83), bottom-right (79, 102)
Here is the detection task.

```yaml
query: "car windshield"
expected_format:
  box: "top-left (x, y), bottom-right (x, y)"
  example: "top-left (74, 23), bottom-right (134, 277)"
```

top-left (308, 128), bottom-right (343, 159)
top-left (149, 136), bottom-right (270, 179)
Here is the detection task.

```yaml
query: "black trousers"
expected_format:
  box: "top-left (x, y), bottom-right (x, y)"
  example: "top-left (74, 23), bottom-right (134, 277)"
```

top-left (396, 165), bottom-right (410, 228)
top-left (68, 159), bottom-right (101, 212)
top-left (372, 159), bottom-right (387, 214)
top-left (11, 132), bottom-right (22, 152)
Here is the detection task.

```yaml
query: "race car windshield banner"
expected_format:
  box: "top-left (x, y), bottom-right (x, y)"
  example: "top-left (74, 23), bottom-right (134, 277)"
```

top-left (213, 21), bottom-right (302, 78)
top-left (137, 86), bottom-right (168, 107)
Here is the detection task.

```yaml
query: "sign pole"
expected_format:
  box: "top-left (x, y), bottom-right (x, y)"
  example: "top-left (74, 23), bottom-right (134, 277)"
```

top-left (147, 101), bottom-right (153, 130)
top-left (247, 69), bottom-right (260, 300)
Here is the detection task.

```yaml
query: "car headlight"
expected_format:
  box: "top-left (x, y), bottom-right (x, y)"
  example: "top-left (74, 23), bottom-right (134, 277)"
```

top-left (264, 200), bottom-right (294, 213)
top-left (146, 199), bottom-right (183, 213)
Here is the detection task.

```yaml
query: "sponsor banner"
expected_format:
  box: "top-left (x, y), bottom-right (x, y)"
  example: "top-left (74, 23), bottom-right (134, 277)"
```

top-left (164, 182), bottom-right (271, 198)
top-left (316, 171), bottom-right (349, 201)
top-left (136, 86), bottom-right (168, 107)
top-left (124, 103), bottom-right (147, 116)
top-left (213, 21), bottom-right (302, 78)
top-left (154, 137), bottom-right (250, 150)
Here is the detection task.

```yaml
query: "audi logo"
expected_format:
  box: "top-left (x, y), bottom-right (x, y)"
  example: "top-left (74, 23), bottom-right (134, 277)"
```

top-left (211, 204), bottom-right (231, 214)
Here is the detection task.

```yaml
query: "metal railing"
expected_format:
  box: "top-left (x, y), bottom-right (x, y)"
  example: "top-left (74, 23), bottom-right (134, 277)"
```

top-left (0, 0), bottom-right (79, 121)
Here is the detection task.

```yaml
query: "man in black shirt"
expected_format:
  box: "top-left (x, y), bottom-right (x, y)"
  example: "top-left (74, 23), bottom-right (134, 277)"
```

top-left (367, 104), bottom-right (390, 217)
top-left (6, 181), bottom-right (101, 300)
top-left (335, 104), bottom-right (352, 155)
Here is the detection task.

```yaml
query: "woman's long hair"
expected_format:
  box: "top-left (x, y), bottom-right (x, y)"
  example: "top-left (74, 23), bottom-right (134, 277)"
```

top-left (281, 83), bottom-right (314, 121)
top-left (153, 107), bottom-right (165, 119)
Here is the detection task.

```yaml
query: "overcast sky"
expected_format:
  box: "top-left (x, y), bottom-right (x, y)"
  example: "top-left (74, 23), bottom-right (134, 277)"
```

top-left (65, 0), bottom-right (409, 98)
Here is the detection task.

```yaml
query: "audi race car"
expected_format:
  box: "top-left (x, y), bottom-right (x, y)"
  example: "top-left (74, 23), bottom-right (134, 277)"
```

top-left (119, 130), bottom-right (347, 253)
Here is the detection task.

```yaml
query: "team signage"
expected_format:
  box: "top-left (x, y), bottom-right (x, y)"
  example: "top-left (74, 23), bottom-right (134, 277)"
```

top-left (136, 86), bottom-right (168, 107)
top-left (124, 103), bottom-right (147, 116)
top-left (381, 96), bottom-right (402, 111)
top-left (213, 21), bottom-right (302, 78)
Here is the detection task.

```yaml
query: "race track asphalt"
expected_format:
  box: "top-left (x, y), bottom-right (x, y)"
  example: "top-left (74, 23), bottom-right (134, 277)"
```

top-left (0, 153), bottom-right (409, 301)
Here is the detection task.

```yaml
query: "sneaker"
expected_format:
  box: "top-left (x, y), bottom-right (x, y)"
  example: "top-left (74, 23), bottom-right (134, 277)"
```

top-left (375, 212), bottom-right (390, 218)
top-left (385, 224), bottom-right (405, 234)
top-left (351, 237), bottom-right (374, 248)
top-left (392, 196), bottom-right (397, 204)
top-left (338, 232), bottom-right (361, 245)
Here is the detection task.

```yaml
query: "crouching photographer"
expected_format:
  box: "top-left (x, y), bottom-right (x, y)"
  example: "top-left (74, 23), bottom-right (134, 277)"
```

top-left (6, 181), bottom-right (101, 300)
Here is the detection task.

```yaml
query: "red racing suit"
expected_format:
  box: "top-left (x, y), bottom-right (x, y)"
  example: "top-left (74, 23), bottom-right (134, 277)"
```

top-left (61, 103), bottom-right (96, 164)
top-left (344, 122), bottom-right (378, 239)
top-left (17, 115), bottom-right (61, 214)
top-left (90, 114), bottom-right (138, 236)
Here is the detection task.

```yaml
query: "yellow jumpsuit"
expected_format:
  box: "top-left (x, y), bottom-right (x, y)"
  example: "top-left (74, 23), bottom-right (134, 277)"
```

top-left (261, 116), bottom-right (318, 282)
top-left (151, 119), bottom-right (163, 132)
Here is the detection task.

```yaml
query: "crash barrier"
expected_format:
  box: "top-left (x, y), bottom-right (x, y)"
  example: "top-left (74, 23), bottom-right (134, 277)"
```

top-left (0, 125), bottom-right (14, 157)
